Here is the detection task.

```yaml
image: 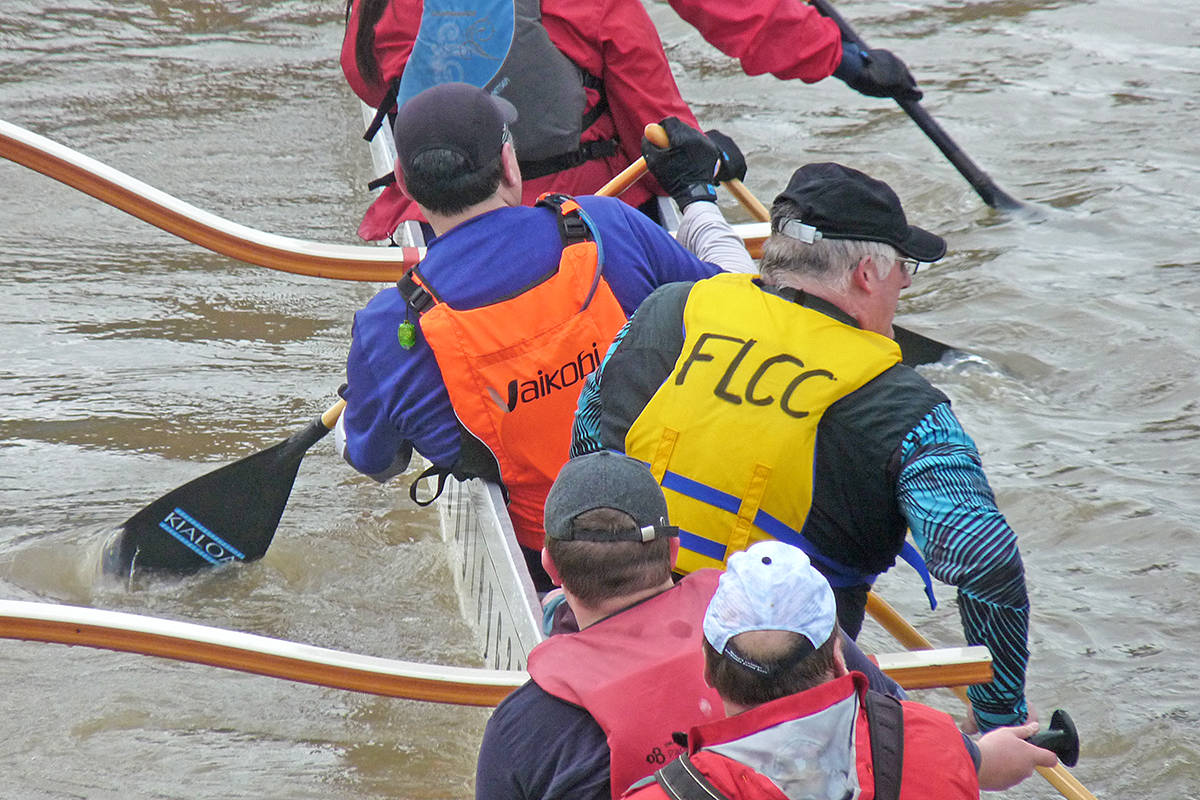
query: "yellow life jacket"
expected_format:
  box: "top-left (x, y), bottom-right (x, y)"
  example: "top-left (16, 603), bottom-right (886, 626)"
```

top-left (624, 273), bottom-right (902, 576)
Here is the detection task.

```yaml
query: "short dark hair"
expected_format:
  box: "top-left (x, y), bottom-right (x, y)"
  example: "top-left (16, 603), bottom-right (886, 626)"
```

top-left (703, 629), bottom-right (838, 707)
top-left (401, 148), bottom-right (504, 215)
top-left (544, 508), bottom-right (672, 606)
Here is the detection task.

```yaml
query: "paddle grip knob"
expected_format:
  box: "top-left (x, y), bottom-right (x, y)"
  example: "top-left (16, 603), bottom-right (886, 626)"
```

top-left (1026, 708), bottom-right (1080, 768)
top-left (643, 123), bottom-right (669, 149)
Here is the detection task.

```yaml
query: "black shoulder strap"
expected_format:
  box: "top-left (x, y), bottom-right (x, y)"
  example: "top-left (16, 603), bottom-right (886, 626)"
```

top-left (518, 138), bottom-right (618, 181)
top-left (653, 754), bottom-right (733, 800)
top-left (865, 690), bottom-right (905, 800)
top-left (535, 193), bottom-right (593, 247)
top-left (396, 269), bottom-right (437, 314)
top-left (364, 78), bottom-right (400, 142)
top-left (579, 71), bottom-right (608, 131)
top-left (535, 193), bottom-right (609, 312)
top-left (364, 78), bottom-right (401, 188)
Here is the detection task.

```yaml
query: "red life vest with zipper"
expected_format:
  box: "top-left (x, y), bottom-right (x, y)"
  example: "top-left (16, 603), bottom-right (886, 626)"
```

top-left (528, 570), bottom-right (725, 799)
top-left (629, 672), bottom-right (978, 800)
top-left (399, 195), bottom-right (627, 551)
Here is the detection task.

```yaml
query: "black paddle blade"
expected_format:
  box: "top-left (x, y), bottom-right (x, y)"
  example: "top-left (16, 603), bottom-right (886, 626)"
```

top-left (894, 324), bottom-right (957, 367)
top-left (102, 416), bottom-right (333, 576)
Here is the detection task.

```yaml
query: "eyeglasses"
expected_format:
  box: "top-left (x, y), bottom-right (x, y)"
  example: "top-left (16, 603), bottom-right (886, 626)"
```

top-left (500, 124), bottom-right (513, 147)
top-left (896, 257), bottom-right (921, 277)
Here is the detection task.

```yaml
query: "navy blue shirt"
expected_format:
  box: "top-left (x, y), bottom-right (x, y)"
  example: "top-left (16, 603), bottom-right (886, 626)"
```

top-left (475, 680), bottom-right (610, 800)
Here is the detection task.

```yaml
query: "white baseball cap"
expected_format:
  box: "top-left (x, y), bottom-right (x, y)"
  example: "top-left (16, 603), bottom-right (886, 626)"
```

top-left (704, 541), bottom-right (837, 673)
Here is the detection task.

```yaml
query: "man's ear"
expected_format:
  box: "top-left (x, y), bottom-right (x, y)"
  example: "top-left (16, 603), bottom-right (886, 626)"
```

top-left (393, 166), bottom-right (413, 201)
top-left (668, 537), bottom-right (680, 570)
top-left (500, 141), bottom-right (522, 188)
top-left (850, 256), bottom-right (876, 293)
top-left (831, 631), bottom-right (849, 678)
top-left (541, 547), bottom-right (563, 587)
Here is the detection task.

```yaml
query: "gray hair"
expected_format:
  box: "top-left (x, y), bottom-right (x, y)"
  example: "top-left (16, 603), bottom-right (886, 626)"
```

top-left (760, 200), bottom-right (898, 292)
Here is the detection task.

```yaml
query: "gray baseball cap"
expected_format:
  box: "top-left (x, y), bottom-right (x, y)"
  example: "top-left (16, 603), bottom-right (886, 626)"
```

top-left (543, 451), bottom-right (677, 542)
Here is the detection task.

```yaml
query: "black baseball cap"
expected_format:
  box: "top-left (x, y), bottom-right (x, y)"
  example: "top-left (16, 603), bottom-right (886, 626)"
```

top-left (773, 162), bottom-right (946, 262)
top-left (392, 82), bottom-right (518, 178)
top-left (544, 451), bottom-right (677, 543)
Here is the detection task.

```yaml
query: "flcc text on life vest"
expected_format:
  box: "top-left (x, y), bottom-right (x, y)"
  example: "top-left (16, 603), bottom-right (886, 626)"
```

top-left (674, 333), bottom-right (836, 419)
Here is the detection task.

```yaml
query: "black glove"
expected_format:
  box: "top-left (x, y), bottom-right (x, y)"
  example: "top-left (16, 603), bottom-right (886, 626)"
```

top-left (642, 116), bottom-right (719, 209)
top-left (833, 42), bottom-right (922, 102)
top-left (704, 129), bottom-right (747, 183)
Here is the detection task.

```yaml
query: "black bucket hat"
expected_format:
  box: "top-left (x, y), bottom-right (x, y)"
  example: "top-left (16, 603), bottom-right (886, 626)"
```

top-left (773, 162), bottom-right (946, 262)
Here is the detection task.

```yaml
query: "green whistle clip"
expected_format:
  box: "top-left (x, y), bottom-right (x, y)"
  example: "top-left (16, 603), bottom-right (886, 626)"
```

top-left (397, 320), bottom-right (416, 349)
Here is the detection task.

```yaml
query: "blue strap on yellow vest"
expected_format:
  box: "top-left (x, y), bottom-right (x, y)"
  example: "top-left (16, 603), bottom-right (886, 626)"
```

top-left (656, 465), bottom-right (936, 609)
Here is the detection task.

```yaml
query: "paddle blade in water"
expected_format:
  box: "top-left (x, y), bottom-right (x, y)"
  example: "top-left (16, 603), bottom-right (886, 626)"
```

top-left (102, 417), bottom-right (333, 576)
top-left (894, 324), bottom-right (956, 367)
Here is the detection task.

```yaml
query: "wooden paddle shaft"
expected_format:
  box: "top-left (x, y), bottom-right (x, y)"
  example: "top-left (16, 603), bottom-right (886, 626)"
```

top-left (591, 123), bottom-right (665, 198)
top-left (321, 398), bottom-right (346, 430)
top-left (865, 593), bottom-right (1097, 800)
top-left (727, 179), bottom-right (770, 222)
top-left (643, 121), bottom-right (770, 223)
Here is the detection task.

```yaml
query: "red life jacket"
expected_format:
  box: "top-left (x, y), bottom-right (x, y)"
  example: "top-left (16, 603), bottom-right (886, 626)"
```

top-left (528, 571), bottom-right (725, 799)
top-left (398, 195), bottom-right (627, 551)
top-left (662, 673), bottom-right (979, 800)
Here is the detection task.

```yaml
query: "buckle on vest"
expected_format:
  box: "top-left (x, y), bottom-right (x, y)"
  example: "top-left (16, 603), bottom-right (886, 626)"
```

top-left (396, 271), bottom-right (435, 314)
top-left (560, 213), bottom-right (589, 246)
top-left (537, 193), bottom-right (593, 247)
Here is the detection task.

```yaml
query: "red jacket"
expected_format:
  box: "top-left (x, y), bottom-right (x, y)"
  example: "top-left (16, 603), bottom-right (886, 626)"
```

top-left (341, 1), bottom-right (844, 240)
top-left (623, 673), bottom-right (979, 800)
top-left (341, 0), bottom-right (699, 240)
top-left (665, 0), bottom-right (842, 82)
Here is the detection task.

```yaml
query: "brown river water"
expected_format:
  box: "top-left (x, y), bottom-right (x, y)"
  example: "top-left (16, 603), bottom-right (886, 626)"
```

top-left (1, 1), bottom-right (1197, 797)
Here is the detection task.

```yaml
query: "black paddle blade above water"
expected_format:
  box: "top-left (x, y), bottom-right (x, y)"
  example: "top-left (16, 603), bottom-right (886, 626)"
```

top-left (102, 417), bottom-right (334, 576)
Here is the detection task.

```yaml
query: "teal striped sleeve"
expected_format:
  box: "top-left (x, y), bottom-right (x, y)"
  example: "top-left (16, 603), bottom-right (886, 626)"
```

top-left (570, 319), bottom-right (632, 457)
top-left (896, 402), bottom-right (1030, 732)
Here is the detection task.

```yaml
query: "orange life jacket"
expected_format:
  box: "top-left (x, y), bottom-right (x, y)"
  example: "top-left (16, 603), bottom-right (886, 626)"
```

top-left (528, 571), bottom-right (725, 799)
top-left (398, 195), bottom-right (628, 550)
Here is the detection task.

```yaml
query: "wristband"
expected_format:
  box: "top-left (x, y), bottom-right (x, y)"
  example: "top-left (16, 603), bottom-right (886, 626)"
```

top-left (673, 182), bottom-right (718, 209)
